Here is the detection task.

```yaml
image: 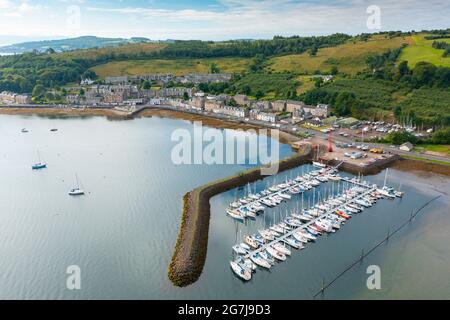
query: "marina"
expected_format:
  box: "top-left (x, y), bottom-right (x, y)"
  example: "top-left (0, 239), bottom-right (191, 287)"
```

top-left (228, 172), bottom-right (403, 281)
top-left (226, 164), bottom-right (343, 222)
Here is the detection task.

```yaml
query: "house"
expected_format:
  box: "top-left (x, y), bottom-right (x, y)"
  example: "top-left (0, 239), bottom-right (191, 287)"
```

top-left (15, 94), bottom-right (31, 104)
top-left (105, 76), bottom-right (129, 85)
top-left (399, 142), bottom-right (413, 152)
top-left (190, 96), bottom-right (205, 110)
top-left (204, 96), bottom-right (225, 112)
top-left (80, 78), bottom-right (94, 86)
top-left (66, 95), bottom-right (80, 104)
top-left (0, 92), bottom-right (31, 105)
top-left (234, 94), bottom-right (250, 106)
top-left (272, 100), bottom-right (286, 112)
top-left (301, 104), bottom-right (330, 118)
top-left (213, 106), bottom-right (248, 118)
top-left (177, 73), bottom-right (232, 84)
top-left (249, 110), bottom-right (279, 123)
top-left (252, 100), bottom-right (272, 110)
top-left (0, 91), bottom-right (16, 104)
top-left (286, 100), bottom-right (305, 113)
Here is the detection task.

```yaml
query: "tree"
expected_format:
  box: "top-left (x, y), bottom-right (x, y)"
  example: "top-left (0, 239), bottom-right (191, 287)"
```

top-left (32, 84), bottom-right (45, 99)
top-left (242, 85), bottom-right (251, 95)
top-left (431, 127), bottom-right (450, 144)
top-left (210, 63), bottom-right (220, 74)
top-left (141, 80), bottom-right (151, 90)
top-left (398, 61), bottom-right (409, 76)
top-left (310, 45), bottom-right (318, 57)
top-left (314, 78), bottom-right (323, 88)
top-left (333, 92), bottom-right (356, 116)
top-left (255, 90), bottom-right (264, 100)
top-left (79, 88), bottom-right (85, 96)
top-left (394, 106), bottom-right (402, 119)
top-left (183, 91), bottom-right (189, 101)
top-left (330, 66), bottom-right (339, 75)
top-left (412, 61), bottom-right (437, 87)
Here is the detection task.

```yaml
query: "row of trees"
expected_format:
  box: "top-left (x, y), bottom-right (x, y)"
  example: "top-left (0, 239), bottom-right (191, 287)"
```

top-left (432, 41), bottom-right (450, 57)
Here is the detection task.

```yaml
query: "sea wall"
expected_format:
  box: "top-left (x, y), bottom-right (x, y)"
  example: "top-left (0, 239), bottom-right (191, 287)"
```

top-left (327, 154), bottom-right (400, 176)
top-left (168, 145), bottom-right (313, 287)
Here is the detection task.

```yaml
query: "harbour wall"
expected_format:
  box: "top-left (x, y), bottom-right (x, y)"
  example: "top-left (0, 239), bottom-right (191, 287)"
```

top-left (168, 145), bottom-right (314, 287)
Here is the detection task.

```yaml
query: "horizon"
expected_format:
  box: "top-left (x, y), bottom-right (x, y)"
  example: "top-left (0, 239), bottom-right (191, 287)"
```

top-left (0, 0), bottom-right (449, 46)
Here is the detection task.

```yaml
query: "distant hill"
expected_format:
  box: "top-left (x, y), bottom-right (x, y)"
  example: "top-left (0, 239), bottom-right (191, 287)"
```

top-left (0, 36), bottom-right (152, 54)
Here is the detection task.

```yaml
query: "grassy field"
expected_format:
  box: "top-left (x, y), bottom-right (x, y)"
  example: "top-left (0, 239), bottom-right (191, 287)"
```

top-left (91, 57), bottom-right (251, 77)
top-left (268, 35), bottom-right (411, 74)
top-left (295, 75), bottom-right (316, 94)
top-left (58, 43), bottom-right (166, 60)
top-left (414, 144), bottom-right (450, 155)
top-left (399, 35), bottom-right (450, 68)
top-left (401, 154), bottom-right (450, 166)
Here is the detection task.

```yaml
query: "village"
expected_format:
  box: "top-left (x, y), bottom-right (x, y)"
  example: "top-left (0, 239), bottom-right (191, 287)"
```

top-left (1, 71), bottom-right (446, 168)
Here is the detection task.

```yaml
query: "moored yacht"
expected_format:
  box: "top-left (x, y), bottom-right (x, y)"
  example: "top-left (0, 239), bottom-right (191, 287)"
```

top-left (230, 261), bottom-right (252, 281)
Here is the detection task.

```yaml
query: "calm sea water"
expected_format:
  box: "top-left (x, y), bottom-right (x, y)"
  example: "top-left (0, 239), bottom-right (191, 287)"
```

top-left (0, 114), bottom-right (448, 299)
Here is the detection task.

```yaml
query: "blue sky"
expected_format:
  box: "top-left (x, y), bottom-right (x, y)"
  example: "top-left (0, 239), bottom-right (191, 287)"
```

top-left (0, 0), bottom-right (449, 44)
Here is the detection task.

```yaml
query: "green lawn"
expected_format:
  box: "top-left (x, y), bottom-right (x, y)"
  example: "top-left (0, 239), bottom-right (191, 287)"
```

top-left (414, 144), bottom-right (450, 155)
top-left (269, 35), bottom-right (411, 75)
top-left (399, 35), bottom-right (450, 68)
top-left (91, 57), bottom-right (251, 77)
top-left (401, 154), bottom-right (450, 166)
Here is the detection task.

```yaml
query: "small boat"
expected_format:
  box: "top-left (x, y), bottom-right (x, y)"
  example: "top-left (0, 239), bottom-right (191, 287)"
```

top-left (313, 161), bottom-right (327, 168)
top-left (232, 245), bottom-right (247, 255)
top-left (50, 128), bottom-right (58, 132)
top-left (273, 242), bottom-right (291, 256)
top-left (244, 236), bottom-right (260, 249)
top-left (278, 193), bottom-right (291, 200)
top-left (394, 191), bottom-right (404, 198)
top-left (260, 250), bottom-right (275, 265)
top-left (292, 232), bottom-right (309, 243)
top-left (21, 128), bottom-right (29, 133)
top-left (250, 253), bottom-right (272, 269)
top-left (335, 210), bottom-right (350, 220)
top-left (69, 174), bottom-right (85, 196)
top-left (230, 201), bottom-right (241, 208)
top-left (227, 209), bottom-right (245, 222)
top-left (243, 258), bottom-right (257, 272)
top-left (258, 229), bottom-right (274, 241)
top-left (31, 151), bottom-right (47, 170)
top-left (230, 261), bottom-right (252, 281)
top-left (266, 246), bottom-right (286, 261)
top-left (284, 237), bottom-right (305, 249)
top-left (240, 243), bottom-right (251, 251)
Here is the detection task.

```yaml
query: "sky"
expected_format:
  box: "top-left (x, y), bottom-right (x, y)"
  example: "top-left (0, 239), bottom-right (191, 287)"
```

top-left (0, 0), bottom-right (449, 45)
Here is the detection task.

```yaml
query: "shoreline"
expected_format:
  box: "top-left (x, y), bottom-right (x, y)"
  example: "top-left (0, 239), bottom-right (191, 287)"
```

top-left (0, 107), bottom-right (300, 145)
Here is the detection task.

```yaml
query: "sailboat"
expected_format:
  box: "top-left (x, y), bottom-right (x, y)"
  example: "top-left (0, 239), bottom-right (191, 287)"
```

top-left (32, 151), bottom-right (47, 170)
top-left (69, 174), bottom-right (85, 196)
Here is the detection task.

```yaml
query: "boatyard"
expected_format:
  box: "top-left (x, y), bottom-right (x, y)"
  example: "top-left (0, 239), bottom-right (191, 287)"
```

top-left (226, 166), bottom-right (403, 282)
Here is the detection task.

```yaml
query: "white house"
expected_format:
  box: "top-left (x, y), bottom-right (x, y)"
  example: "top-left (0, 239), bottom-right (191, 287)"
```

top-left (399, 142), bottom-right (413, 152)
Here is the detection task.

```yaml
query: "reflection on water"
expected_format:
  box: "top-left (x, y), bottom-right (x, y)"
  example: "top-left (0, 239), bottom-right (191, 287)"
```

top-left (0, 114), bottom-right (448, 299)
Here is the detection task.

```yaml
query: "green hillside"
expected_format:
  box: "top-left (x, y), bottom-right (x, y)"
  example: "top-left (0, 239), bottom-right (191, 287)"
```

top-left (399, 34), bottom-right (450, 68)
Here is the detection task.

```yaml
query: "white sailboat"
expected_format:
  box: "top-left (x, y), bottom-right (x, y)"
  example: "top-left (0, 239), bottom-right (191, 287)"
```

top-left (69, 174), bottom-right (85, 196)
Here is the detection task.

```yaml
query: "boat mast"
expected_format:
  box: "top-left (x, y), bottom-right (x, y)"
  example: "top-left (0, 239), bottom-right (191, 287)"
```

top-left (383, 168), bottom-right (389, 188)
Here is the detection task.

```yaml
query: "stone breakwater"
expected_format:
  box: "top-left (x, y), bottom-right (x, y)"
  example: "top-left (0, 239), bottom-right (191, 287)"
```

top-left (167, 145), bottom-right (313, 287)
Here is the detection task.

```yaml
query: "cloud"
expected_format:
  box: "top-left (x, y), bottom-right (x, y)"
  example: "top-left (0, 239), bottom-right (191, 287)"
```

top-left (0, 0), bottom-right (44, 17)
top-left (1, 0), bottom-right (449, 40)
